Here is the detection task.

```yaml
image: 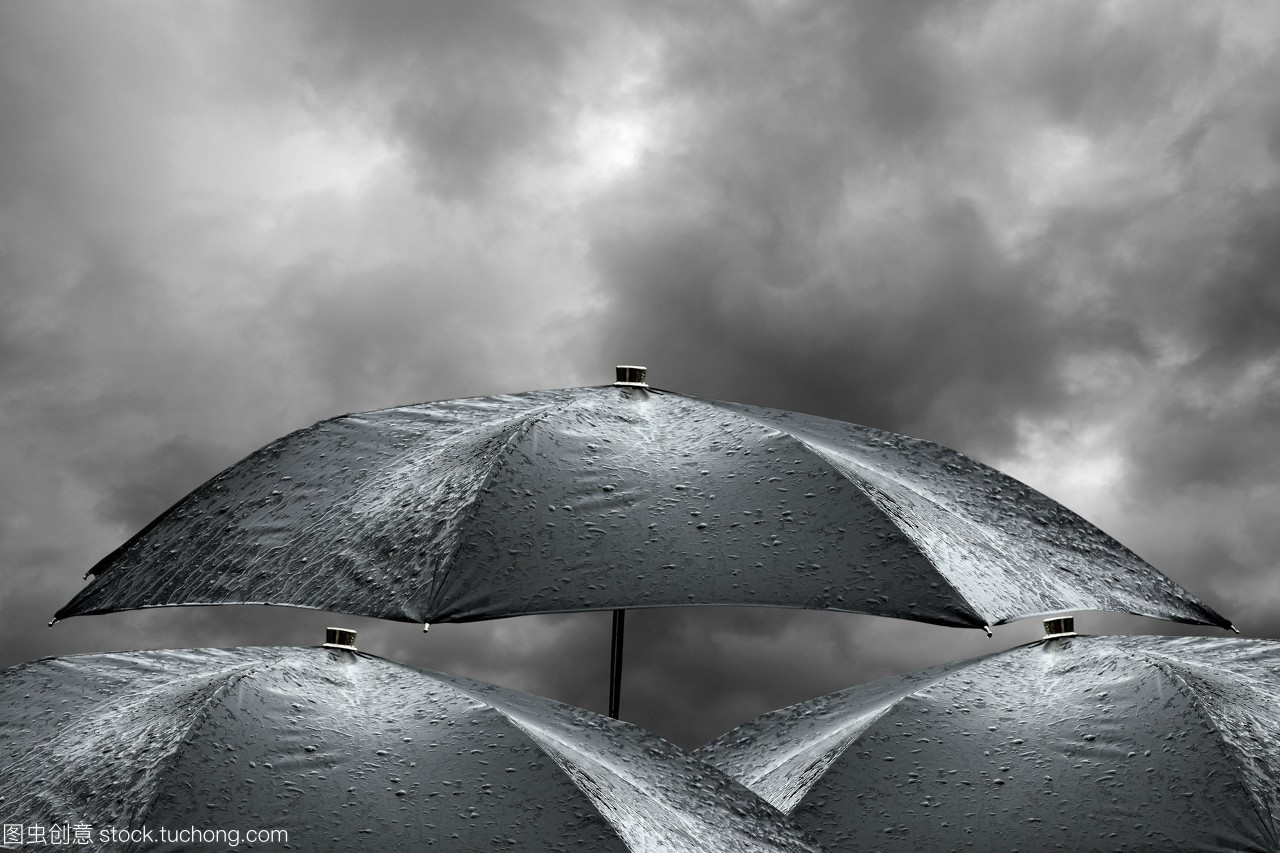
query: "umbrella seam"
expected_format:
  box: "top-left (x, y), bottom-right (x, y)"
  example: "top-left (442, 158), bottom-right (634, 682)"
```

top-left (806, 454), bottom-right (991, 626)
top-left (377, 657), bottom-right (755, 851)
top-left (805, 456), bottom-right (1231, 628)
top-left (493, 711), bottom-right (716, 852)
top-left (482, 713), bottom-right (637, 849)
top-left (405, 667), bottom-right (641, 850)
top-left (784, 440), bottom-right (1092, 627)
top-left (304, 399), bottom-right (576, 622)
top-left (62, 399), bottom-right (374, 596)
top-left (713, 654), bottom-right (997, 814)
top-left (789, 442), bottom-right (990, 627)
top-left (57, 390), bottom-right (576, 622)
top-left (768, 701), bottom-right (904, 814)
top-left (691, 396), bottom-right (1233, 630)
top-left (55, 429), bottom-right (305, 619)
top-left (781, 651), bottom-right (1026, 815)
top-left (121, 650), bottom-right (297, 841)
top-left (1110, 643), bottom-right (1279, 849)
top-left (692, 397), bottom-right (990, 628)
top-left (424, 395), bottom-right (588, 619)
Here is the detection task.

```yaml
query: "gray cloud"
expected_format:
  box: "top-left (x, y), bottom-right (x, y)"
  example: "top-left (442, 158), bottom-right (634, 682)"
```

top-left (286, 0), bottom-right (600, 199)
top-left (1194, 187), bottom-right (1280, 370)
top-left (586, 193), bottom-right (1078, 455)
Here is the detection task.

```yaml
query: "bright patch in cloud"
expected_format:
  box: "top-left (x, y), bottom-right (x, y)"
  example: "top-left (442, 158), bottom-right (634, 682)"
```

top-left (1017, 126), bottom-right (1096, 210)
top-left (1001, 414), bottom-right (1129, 528)
top-left (573, 107), bottom-right (652, 188)
top-left (169, 115), bottom-right (394, 204)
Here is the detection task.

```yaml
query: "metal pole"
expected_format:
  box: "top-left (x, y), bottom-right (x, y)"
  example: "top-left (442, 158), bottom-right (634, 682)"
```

top-left (608, 609), bottom-right (625, 719)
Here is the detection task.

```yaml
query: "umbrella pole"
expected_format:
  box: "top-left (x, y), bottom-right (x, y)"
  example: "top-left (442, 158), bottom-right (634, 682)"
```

top-left (608, 609), bottom-right (625, 719)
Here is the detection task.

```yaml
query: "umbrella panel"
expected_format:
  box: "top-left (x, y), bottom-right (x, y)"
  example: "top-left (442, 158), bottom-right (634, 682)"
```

top-left (431, 391), bottom-right (985, 625)
top-left (56, 386), bottom-right (1230, 631)
top-left (698, 636), bottom-right (1280, 852)
top-left (709, 397), bottom-right (1230, 628)
top-left (0, 647), bottom-right (822, 852)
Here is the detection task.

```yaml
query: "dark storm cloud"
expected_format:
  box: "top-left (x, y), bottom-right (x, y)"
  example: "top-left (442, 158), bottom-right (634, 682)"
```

top-left (580, 1), bottom-right (1101, 453)
top-left (659, 1), bottom-right (955, 142)
top-left (587, 193), bottom-right (1081, 455)
top-left (1105, 183), bottom-right (1280, 632)
top-left (286, 0), bottom-right (597, 199)
top-left (583, 0), bottom-right (1278, 480)
top-left (998, 4), bottom-right (1224, 131)
top-left (578, 0), bottom-right (1273, 464)
top-left (1194, 187), bottom-right (1280, 372)
top-left (88, 435), bottom-right (238, 532)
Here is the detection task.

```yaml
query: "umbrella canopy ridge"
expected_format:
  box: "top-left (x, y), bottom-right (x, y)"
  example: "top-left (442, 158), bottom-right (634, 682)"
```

top-left (56, 384), bottom-right (1231, 631)
top-left (696, 634), bottom-right (1280, 852)
top-left (0, 646), bottom-right (822, 852)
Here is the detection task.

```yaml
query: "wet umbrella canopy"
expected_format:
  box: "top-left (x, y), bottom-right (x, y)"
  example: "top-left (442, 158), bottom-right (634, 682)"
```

top-left (0, 645), bottom-right (821, 852)
top-left (696, 634), bottom-right (1280, 852)
top-left (55, 380), bottom-right (1230, 632)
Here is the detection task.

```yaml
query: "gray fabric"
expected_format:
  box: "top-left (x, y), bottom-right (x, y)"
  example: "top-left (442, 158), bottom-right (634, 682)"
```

top-left (698, 635), bottom-right (1280, 852)
top-left (58, 386), bottom-right (1229, 630)
top-left (0, 646), bottom-right (820, 852)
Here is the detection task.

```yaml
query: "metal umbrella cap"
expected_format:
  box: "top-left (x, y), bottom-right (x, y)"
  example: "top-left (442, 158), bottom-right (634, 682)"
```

top-left (696, 635), bottom-right (1280, 852)
top-left (0, 646), bottom-right (821, 852)
top-left (55, 384), bottom-right (1230, 630)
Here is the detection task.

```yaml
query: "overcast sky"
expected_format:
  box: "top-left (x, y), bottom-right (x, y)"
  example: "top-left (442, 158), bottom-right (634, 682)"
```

top-left (3, 0), bottom-right (1279, 750)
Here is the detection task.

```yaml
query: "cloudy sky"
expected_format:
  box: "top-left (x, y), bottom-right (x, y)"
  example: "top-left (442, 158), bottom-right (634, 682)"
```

top-left (3, 0), bottom-right (1279, 750)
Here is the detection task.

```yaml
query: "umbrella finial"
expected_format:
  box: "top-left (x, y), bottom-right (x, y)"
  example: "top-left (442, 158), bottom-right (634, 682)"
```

top-left (614, 365), bottom-right (648, 387)
top-left (1043, 616), bottom-right (1077, 639)
top-left (323, 627), bottom-right (358, 650)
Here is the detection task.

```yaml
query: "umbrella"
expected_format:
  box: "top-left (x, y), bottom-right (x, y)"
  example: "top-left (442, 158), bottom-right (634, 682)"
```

top-left (0, 637), bottom-right (822, 852)
top-left (53, 368), bottom-right (1232, 716)
top-left (696, 628), bottom-right (1280, 852)
top-left (55, 369), bottom-right (1233, 630)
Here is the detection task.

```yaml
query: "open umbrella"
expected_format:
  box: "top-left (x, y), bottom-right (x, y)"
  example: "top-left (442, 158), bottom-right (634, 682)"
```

top-left (53, 367), bottom-right (1232, 716)
top-left (0, 636), bottom-right (821, 852)
top-left (696, 627), bottom-right (1280, 852)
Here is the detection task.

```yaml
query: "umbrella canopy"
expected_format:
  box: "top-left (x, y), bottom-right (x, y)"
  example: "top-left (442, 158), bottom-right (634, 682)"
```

top-left (696, 634), bottom-right (1280, 852)
top-left (56, 381), bottom-right (1230, 631)
top-left (0, 644), bottom-right (820, 852)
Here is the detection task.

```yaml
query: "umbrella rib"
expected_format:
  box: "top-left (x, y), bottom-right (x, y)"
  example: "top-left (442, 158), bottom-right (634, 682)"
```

top-left (71, 433), bottom-right (301, 590)
top-left (423, 401), bottom-right (576, 619)
top-left (692, 398), bottom-right (990, 626)
top-left (821, 454), bottom-right (1229, 628)
top-left (411, 681), bottom-right (634, 846)
top-left (122, 651), bottom-right (295, 832)
top-left (711, 655), bottom-right (993, 813)
top-left (491, 709), bottom-right (711, 849)
top-left (1107, 643), bottom-right (1279, 844)
top-left (690, 397), bottom-right (1240, 629)
top-left (750, 697), bottom-right (911, 813)
top-left (802, 442), bottom-right (993, 625)
top-left (789, 438), bottom-right (994, 626)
